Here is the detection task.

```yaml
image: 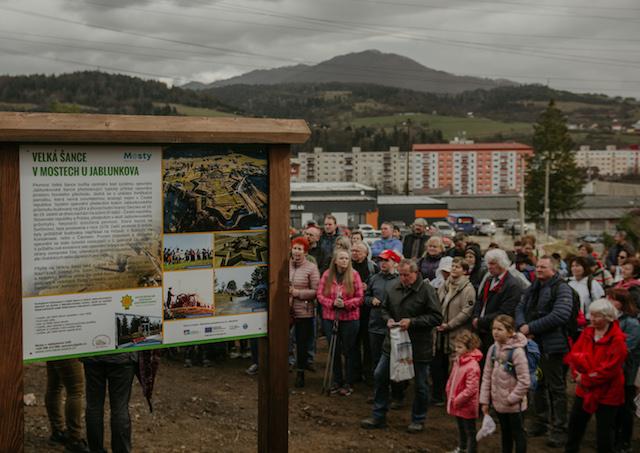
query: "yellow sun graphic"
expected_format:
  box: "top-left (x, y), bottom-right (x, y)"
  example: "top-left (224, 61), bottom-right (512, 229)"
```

top-left (121, 295), bottom-right (133, 310)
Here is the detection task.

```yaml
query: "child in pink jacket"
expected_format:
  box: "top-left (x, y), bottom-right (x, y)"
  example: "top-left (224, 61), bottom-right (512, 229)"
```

top-left (480, 315), bottom-right (530, 453)
top-left (446, 330), bottom-right (483, 453)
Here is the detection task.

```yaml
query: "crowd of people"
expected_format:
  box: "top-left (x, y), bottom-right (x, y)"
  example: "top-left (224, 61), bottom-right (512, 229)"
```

top-left (42, 216), bottom-right (640, 453)
top-left (288, 215), bottom-right (640, 453)
top-left (163, 247), bottom-right (212, 264)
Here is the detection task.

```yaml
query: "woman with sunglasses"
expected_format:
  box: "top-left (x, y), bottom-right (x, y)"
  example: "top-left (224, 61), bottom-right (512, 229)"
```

top-left (613, 246), bottom-right (634, 283)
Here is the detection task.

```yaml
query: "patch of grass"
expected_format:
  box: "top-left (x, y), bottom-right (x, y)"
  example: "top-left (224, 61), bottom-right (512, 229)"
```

top-left (0, 102), bottom-right (38, 111)
top-left (352, 113), bottom-right (532, 140)
top-left (158, 103), bottom-right (235, 117)
top-left (163, 260), bottom-right (212, 271)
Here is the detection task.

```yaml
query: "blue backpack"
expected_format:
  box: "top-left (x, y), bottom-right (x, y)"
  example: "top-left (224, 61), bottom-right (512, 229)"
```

top-left (491, 339), bottom-right (541, 391)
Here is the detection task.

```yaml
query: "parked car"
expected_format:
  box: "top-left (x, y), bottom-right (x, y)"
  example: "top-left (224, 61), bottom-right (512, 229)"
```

top-left (432, 221), bottom-right (456, 238)
top-left (576, 232), bottom-right (603, 244)
top-left (357, 224), bottom-right (374, 232)
top-left (362, 229), bottom-right (381, 246)
top-left (474, 218), bottom-right (497, 236)
top-left (447, 213), bottom-right (476, 234)
top-left (502, 218), bottom-right (528, 235)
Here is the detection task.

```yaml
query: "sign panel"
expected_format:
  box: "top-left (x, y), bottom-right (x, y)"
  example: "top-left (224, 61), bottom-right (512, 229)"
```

top-left (20, 144), bottom-right (268, 361)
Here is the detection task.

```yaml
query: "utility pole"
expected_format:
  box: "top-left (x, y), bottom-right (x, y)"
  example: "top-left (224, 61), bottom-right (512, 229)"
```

top-left (544, 159), bottom-right (550, 238)
top-left (519, 156), bottom-right (525, 235)
top-left (404, 119), bottom-right (412, 196)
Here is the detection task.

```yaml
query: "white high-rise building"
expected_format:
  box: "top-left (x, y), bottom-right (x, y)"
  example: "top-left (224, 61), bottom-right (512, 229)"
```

top-left (296, 147), bottom-right (422, 194)
top-left (575, 145), bottom-right (640, 176)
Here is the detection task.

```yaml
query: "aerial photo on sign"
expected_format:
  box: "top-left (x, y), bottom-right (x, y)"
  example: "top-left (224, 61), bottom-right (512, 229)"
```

top-left (214, 230), bottom-right (267, 267)
top-left (163, 146), bottom-right (267, 233)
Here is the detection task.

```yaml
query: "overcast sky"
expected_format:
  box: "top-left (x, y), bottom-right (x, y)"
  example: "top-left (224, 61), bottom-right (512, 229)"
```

top-left (1, 0), bottom-right (639, 98)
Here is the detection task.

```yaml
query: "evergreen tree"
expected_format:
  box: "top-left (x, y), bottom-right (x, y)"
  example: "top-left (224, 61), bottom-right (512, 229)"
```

top-left (525, 100), bottom-right (585, 222)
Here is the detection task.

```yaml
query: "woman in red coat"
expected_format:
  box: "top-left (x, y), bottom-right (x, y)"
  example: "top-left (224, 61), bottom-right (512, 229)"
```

top-left (564, 298), bottom-right (628, 453)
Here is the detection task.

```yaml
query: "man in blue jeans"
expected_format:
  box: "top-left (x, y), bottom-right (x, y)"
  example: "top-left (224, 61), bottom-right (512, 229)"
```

top-left (361, 259), bottom-right (442, 433)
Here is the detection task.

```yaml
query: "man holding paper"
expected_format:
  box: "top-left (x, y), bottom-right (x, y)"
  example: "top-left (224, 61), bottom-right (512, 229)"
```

top-left (361, 258), bottom-right (443, 433)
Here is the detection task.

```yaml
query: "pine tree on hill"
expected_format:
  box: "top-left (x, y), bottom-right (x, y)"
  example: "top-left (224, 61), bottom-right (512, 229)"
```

top-left (525, 100), bottom-right (585, 223)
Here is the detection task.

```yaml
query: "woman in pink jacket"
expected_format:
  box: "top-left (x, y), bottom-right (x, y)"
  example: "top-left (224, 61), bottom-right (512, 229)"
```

top-left (446, 330), bottom-right (483, 453)
top-left (289, 236), bottom-right (320, 388)
top-left (480, 315), bottom-right (530, 453)
top-left (317, 249), bottom-right (364, 396)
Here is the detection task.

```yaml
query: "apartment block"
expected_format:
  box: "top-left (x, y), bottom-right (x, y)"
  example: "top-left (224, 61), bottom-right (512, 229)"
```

top-left (576, 145), bottom-right (640, 176)
top-left (296, 147), bottom-right (422, 194)
top-left (412, 142), bottom-right (533, 195)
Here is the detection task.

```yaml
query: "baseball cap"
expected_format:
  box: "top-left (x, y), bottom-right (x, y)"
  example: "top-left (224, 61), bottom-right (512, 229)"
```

top-left (378, 249), bottom-right (401, 263)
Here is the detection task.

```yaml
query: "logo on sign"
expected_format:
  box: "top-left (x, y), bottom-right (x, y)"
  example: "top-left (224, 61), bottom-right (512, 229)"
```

top-left (121, 295), bottom-right (133, 310)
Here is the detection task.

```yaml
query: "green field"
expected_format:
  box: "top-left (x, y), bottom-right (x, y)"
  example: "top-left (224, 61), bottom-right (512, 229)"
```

top-left (156, 103), bottom-right (235, 117)
top-left (0, 102), bottom-right (38, 111)
top-left (351, 113), bottom-right (532, 140)
top-left (163, 259), bottom-right (212, 271)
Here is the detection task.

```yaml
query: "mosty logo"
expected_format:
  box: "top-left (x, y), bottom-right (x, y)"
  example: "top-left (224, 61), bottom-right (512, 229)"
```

top-left (121, 295), bottom-right (133, 310)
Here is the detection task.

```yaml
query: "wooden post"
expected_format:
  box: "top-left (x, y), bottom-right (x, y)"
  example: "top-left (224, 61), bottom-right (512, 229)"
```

top-left (258, 144), bottom-right (291, 453)
top-left (0, 144), bottom-right (24, 453)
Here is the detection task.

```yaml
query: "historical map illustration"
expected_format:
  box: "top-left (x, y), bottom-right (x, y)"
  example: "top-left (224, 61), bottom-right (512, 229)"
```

top-left (163, 146), bottom-right (267, 233)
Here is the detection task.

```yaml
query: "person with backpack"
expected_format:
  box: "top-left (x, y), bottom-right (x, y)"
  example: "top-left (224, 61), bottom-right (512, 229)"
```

top-left (515, 256), bottom-right (573, 448)
top-left (445, 330), bottom-right (483, 453)
top-left (563, 298), bottom-right (627, 453)
top-left (568, 256), bottom-right (604, 325)
top-left (480, 315), bottom-right (530, 453)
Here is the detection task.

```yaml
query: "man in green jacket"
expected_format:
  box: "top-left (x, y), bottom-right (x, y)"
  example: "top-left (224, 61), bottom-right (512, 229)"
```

top-left (361, 259), bottom-right (443, 433)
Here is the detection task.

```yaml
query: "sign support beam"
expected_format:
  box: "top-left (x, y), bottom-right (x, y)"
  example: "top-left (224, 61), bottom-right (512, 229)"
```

top-left (0, 144), bottom-right (24, 453)
top-left (258, 144), bottom-right (291, 453)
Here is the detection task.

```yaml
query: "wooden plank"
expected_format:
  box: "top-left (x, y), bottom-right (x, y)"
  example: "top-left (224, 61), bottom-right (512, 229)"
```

top-left (258, 144), bottom-right (291, 453)
top-left (0, 144), bottom-right (24, 453)
top-left (0, 112), bottom-right (310, 144)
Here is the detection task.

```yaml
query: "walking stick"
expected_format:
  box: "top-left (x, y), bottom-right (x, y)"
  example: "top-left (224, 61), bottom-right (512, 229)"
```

top-left (321, 318), bottom-right (337, 395)
top-left (321, 307), bottom-right (342, 395)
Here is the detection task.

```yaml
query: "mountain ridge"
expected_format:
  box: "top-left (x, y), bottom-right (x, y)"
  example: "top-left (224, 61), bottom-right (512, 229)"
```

top-left (186, 49), bottom-right (517, 94)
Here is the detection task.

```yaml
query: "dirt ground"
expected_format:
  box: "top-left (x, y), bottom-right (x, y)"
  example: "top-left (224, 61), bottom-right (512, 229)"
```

top-left (24, 337), bottom-right (639, 453)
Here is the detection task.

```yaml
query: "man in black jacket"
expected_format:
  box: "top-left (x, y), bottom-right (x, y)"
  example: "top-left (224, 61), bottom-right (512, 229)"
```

top-left (402, 218), bottom-right (429, 259)
top-left (318, 215), bottom-right (340, 274)
top-left (361, 259), bottom-right (443, 433)
top-left (516, 256), bottom-right (573, 448)
top-left (472, 248), bottom-right (522, 355)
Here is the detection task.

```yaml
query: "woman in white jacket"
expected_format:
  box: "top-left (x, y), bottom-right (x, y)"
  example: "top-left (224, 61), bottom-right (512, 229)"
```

top-left (568, 256), bottom-right (604, 321)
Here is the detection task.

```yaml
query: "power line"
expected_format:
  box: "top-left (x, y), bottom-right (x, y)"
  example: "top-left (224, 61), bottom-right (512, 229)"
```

top-left (2, 3), bottom-right (639, 95)
top-left (348, 0), bottom-right (640, 13)
top-left (0, 46), bottom-right (184, 80)
top-left (340, 0), bottom-right (640, 21)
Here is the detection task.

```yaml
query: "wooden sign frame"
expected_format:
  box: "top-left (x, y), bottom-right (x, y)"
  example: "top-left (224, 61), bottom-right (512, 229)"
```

top-left (0, 112), bottom-right (309, 453)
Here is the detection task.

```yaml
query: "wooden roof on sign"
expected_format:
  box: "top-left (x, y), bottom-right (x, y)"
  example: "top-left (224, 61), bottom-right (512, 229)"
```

top-left (0, 112), bottom-right (310, 144)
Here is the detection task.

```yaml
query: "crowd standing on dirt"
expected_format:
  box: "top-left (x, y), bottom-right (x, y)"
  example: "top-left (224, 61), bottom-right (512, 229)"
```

top-left (43, 215), bottom-right (640, 453)
top-left (284, 215), bottom-right (640, 453)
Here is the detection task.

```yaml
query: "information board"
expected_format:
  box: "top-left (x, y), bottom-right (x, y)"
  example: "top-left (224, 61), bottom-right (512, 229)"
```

top-left (21, 144), bottom-right (268, 361)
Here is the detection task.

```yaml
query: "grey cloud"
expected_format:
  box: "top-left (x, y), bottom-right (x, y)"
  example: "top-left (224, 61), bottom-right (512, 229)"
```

top-left (0, 0), bottom-right (639, 97)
